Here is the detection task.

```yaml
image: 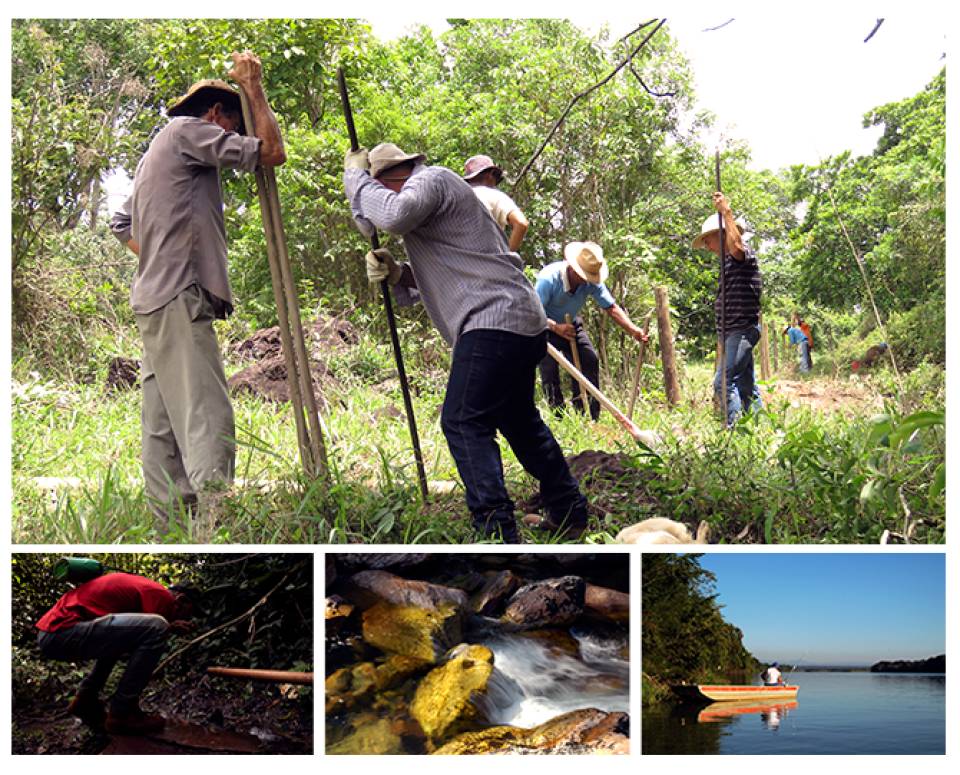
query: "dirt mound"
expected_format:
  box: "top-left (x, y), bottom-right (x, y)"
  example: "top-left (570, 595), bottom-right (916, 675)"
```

top-left (228, 354), bottom-right (339, 408)
top-left (105, 356), bottom-right (141, 392)
top-left (231, 317), bottom-right (360, 362)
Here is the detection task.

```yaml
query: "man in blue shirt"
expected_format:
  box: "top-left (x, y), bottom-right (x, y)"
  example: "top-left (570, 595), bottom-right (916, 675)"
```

top-left (783, 324), bottom-right (812, 373)
top-left (535, 242), bottom-right (648, 420)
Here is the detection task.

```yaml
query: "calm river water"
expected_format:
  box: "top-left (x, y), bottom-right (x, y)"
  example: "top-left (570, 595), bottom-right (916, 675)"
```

top-left (643, 671), bottom-right (945, 755)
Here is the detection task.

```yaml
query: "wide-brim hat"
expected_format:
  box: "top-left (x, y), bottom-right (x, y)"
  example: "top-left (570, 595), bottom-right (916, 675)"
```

top-left (370, 143), bottom-right (426, 178)
top-left (564, 241), bottom-right (608, 284)
top-left (463, 154), bottom-right (503, 183)
top-left (168, 79), bottom-right (245, 134)
top-left (692, 214), bottom-right (747, 250)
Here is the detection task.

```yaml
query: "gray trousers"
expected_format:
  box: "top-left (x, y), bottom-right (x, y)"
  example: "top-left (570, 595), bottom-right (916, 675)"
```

top-left (136, 284), bottom-right (235, 518)
top-left (37, 613), bottom-right (170, 714)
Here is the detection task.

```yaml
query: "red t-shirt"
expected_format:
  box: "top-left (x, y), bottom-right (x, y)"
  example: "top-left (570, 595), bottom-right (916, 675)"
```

top-left (36, 573), bottom-right (176, 632)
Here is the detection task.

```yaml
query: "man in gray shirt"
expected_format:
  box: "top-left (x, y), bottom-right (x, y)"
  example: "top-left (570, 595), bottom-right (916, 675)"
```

top-left (344, 143), bottom-right (590, 542)
top-left (111, 51), bottom-right (285, 526)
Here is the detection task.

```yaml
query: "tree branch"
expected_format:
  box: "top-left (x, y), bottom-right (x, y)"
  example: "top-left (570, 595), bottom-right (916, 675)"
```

top-left (864, 19), bottom-right (884, 43)
top-left (153, 562), bottom-right (306, 676)
top-left (703, 19), bottom-right (735, 33)
top-left (513, 18), bottom-right (667, 192)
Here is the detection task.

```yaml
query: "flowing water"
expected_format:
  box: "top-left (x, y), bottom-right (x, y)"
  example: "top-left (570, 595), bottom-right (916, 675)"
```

top-left (478, 628), bottom-right (630, 728)
top-left (643, 671), bottom-right (945, 755)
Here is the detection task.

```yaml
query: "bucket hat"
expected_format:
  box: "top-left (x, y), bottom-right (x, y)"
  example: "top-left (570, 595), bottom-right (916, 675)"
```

top-left (564, 241), bottom-right (608, 284)
top-left (168, 79), bottom-right (245, 134)
top-left (463, 154), bottom-right (503, 183)
top-left (692, 215), bottom-right (747, 250)
top-left (370, 143), bottom-right (426, 178)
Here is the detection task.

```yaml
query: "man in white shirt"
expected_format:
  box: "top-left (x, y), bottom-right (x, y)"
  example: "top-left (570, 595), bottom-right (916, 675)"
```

top-left (463, 155), bottom-right (528, 252)
top-left (761, 662), bottom-right (785, 685)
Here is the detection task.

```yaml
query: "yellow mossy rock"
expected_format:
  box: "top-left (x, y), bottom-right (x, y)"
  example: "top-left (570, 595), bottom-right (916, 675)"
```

top-left (374, 653), bottom-right (431, 691)
top-left (410, 644), bottom-right (495, 741)
top-left (362, 601), bottom-right (463, 663)
top-left (326, 716), bottom-right (405, 755)
top-left (324, 661), bottom-right (377, 714)
top-left (432, 726), bottom-right (524, 755)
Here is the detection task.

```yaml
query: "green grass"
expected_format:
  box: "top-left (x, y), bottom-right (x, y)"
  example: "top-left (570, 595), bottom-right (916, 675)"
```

top-left (12, 335), bottom-right (945, 545)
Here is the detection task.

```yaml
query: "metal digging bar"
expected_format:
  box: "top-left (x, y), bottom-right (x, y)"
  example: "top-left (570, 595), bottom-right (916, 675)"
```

top-left (337, 67), bottom-right (428, 501)
top-left (715, 149), bottom-right (728, 425)
top-left (238, 89), bottom-right (328, 481)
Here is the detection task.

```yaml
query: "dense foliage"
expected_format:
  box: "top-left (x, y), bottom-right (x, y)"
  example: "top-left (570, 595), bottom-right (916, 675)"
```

top-left (642, 553), bottom-right (759, 689)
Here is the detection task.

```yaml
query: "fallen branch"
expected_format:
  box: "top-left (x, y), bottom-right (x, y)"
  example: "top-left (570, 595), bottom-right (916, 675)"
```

top-left (513, 18), bottom-right (667, 191)
top-left (153, 562), bottom-right (306, 676)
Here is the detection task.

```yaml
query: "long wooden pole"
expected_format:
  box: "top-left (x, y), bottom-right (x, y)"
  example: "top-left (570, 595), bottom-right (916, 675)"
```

top-left (655, 286), bottom-right (681, 406)
top-left (547, 343), bottom-right (647, 443)
top-left (207, 666), bottom-right (314, 685)
top-left (715, 150), bottom-right (728, 423)
top-left (565, 313), bottom-right (589, 412)
top-left (626, 309), bottom-right (653, 420)
top-left (337, 67), bottom-right (428, 501)
top-left (238, 90), bottom-right (327, 481)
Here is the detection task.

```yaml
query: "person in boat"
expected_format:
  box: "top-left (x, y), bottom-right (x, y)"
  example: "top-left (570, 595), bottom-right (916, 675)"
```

top-left (761, 661), bottom-right (785, 686)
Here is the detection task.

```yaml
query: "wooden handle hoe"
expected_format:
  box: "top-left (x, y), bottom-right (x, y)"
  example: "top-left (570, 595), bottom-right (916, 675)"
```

top-left (565, 313), bottom-right (589, 412)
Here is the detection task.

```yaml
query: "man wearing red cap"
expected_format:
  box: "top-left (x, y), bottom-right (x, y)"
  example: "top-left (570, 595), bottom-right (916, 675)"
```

top-left (462, 155), bottom-right (529, 252)
top-left (110, 51), bottom-right (285, 526)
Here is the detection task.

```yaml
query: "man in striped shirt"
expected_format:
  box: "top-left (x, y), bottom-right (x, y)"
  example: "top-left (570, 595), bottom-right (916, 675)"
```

top-left (343, 143), bottom-right (590, 542)
top-left (693, 193), bottom-right (763, 427)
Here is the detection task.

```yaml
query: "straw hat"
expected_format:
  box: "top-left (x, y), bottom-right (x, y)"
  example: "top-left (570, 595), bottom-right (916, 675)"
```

top-left (463, 154), bottom-right (503, 183)
top-left (564, 241), bottom-right (608, 284)
top-left (692, 215), bottom-right (747, 250)
top-left (168, 79), bottom-right (245, 133)
top-left (369, 143), bottom-right (426, 178)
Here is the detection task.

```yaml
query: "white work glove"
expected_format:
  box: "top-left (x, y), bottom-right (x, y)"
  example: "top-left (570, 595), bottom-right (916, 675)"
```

top-left (344, 147), bottom-right (369, 171)
top-left (366, 248), bottom-right (403, 285)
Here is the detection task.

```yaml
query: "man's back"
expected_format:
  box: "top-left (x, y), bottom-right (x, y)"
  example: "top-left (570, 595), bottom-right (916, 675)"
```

top-left (37, 573), bottom-right (175, 632)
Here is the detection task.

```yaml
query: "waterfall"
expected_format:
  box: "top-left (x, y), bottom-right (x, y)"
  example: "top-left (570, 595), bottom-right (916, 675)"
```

top-left (476, 629), bottom-right (629, 728)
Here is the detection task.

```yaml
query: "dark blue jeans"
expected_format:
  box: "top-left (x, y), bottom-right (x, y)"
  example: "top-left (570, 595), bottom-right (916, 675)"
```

top-left (37, 613), bottom-right (170, 714)
top-left (714, 324), bottom-right (763, 427)
top-left (540, 320), bottom-right (601, 420)
top-left (441, 329), bottom-right (589, 534)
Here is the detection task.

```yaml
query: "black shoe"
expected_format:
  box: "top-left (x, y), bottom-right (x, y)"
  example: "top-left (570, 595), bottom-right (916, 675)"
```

top-left (473, 515), bottom-right (521, 544)
top-left (105, 706), bottom-right (166, 736)
top-left (67, 691), bottom-right (106, 729)
top-left (522, 513), bottom-right (587, 541)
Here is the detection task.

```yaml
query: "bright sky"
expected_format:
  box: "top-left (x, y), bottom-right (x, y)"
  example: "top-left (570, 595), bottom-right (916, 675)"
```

top-left (372, 9), bottom-right (947, 171)
top-left (697, 553), bottom-right (946, 667)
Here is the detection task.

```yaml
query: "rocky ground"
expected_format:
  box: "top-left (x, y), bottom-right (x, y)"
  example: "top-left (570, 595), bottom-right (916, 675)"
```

top-left (325, 553), bottom-right (630, 755)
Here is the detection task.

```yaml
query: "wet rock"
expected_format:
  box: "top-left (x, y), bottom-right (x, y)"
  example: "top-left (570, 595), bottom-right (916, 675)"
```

top-left (361, 602), bottom-right (463, 663)
top-left (374, 654), bottom-right (431, 691)
top-left (410, 644), bottom-right (495, 741)
top-left (327, 715), bottom-right (405, 755)
top-left (325, 595), bottom-right (354, 621)
top-left (325, 662), bottom-right (377, 715)
top-left (334, 554), bottom-right (432, 573)
top-left (583, 584), bottom-right (630, 624)
top-left (325, 555), bottom-right (337, 589)
top-left (502, 576), bottom-right (585, 629)
top-left (105, 357), bottom-right (140, 393)
top-left (345, 570), bottom-right (468, 612)
top-left (471, 570), bottom-right (522, 617)
top-left (433, 709), bottom-right (629, 755)
top-left (517, 629), bottom-right (582, 658)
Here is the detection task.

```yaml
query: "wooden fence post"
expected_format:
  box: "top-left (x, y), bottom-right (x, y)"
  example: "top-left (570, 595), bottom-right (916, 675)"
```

top-left (759, 315), bottom-right (771, 380)
top-left (655, 286), bottom-right (681, 406)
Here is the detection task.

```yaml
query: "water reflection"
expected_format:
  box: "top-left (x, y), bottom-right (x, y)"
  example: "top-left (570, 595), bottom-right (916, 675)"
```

top-left (697, 699), bottom-right (798, 730)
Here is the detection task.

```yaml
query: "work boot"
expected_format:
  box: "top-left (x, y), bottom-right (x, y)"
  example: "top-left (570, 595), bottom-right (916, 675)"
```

top-left (67, 691), bottom-right (106, 729)
top-left (472, 513), bottom-right (521, 544)
top-left (522, 513), bottom-right (587, 541)
top-left (105, 706), bottom-right (166, 736)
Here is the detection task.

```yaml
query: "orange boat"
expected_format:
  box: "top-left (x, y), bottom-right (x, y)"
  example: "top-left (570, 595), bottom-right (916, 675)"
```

top-left (673, 684), bottom-right (799, 703)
